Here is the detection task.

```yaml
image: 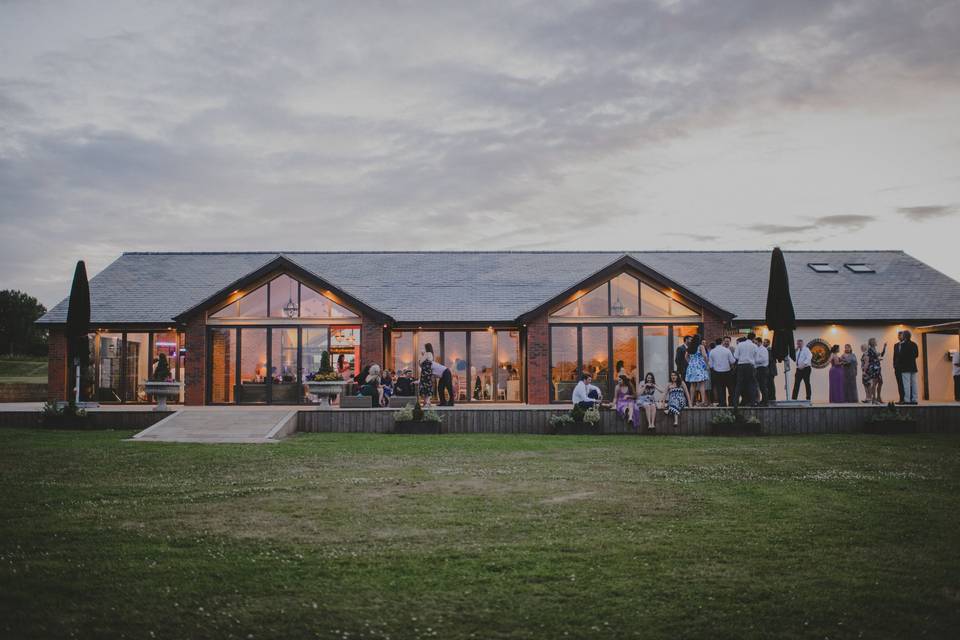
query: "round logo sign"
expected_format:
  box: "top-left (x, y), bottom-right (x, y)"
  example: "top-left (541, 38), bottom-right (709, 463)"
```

top-left (807, 338), bottom-right (832, 369)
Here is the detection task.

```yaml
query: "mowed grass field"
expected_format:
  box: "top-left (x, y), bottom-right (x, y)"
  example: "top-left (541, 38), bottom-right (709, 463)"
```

top-left (1, 430), bottom-right (959, 639)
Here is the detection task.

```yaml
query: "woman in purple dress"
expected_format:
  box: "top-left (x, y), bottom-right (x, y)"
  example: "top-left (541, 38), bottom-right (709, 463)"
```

top-left (828, 344), bottom-right (846, 403)
top-left (613, 375), bottom-right (636, 426)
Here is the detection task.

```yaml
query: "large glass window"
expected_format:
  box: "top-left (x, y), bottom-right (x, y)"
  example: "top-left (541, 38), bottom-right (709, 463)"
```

top-left (641, 283), bottom-right (671, 317)
top-left (95, 332), bottom-right (124, 402)
top-left (269, 275), bottom-right (299, 319)
top-left (443, 332), bottom-right (468, 402)
top-left (238, 328), bottom-right (268, 404)
top-left (302, 328), bottom-right (329, 380)
top-left (642, 326), bottom-right (669, 388)
top-left (330, 327), bottom-right (360, 378)
top-left (496, 330), bottom-right (521, 402)
top-left (391, 331), bottom-right (415, 376)
top-left (609, 274), bottom-right (639, 317)
top-left (582, 326), bottom-right (610, 397)
top-left (470, 330), bottom-right (494, 401)
top-left (124, 333), bottom-right (150, 402)
top-left (300, 284), bottom-right (358, 319)
top-left (553, 283), bottom-right (609, 317)
top-left (271, 328), bottom-right (299, 403)
top-left (613, 326), bottom-right (639, 387)
top-left (210, 328), bottom-right (236, 404)
top-left (551, 326), bottom-right (578, 402)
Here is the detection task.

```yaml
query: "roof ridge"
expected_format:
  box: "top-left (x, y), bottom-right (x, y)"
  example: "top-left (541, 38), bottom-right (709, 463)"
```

top-left (121, 249), bottom-right (909, 256)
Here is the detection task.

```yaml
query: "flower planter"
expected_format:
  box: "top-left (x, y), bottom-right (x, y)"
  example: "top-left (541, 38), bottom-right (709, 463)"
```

top-left (864, 419), bottom-right (916, 435)
top-left (144, 381), bottom-right (182, 411)
top-left (305, 381), bottom-right (350, 406)
top-left (710, 421), bottom-right (763, 436)
top-left (393, 420), bottom-right (445, 434)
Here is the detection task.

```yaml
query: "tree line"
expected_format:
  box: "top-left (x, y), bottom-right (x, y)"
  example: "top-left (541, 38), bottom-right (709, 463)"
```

top-left (0, 290), bottom-right (48, 356)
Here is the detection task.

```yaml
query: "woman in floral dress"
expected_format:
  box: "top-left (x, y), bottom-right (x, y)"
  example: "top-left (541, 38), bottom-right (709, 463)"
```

top-left (419, 347), bottom-right (434, 407)
top-left (664, 371), bottom-right (692, 427)
top-left (684, 334), bottom-right (710, 406)
top-left (635, 373), bottom-right (663, 431)
top-left (864, 338), bottom-right (886, 404)
top-left (614, 375), bottom-right (636, 427)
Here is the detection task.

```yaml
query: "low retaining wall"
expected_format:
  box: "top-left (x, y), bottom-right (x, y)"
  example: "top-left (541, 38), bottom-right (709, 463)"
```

top-left (0, 411), bottom-right (174, 430)
top-left (0, 383), bottom-right (47, 402)
top-left (297, 405), bottom-right (960, 435)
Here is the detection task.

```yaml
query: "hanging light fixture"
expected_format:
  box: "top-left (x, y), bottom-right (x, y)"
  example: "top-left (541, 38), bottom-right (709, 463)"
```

top-left (283, 277), bottom-right (298, 318)
top-left (611, 296), bottom-right (625, 316)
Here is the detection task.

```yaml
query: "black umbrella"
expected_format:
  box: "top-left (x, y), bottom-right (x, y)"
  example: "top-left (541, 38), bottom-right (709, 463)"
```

top-left (764, 247), bottom-right (796, 363)
top-left (65, 260), bottom-right (90, 404)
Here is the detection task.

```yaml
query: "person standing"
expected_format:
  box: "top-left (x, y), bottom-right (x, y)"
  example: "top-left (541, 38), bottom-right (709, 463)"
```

top-left (753, 336), bottom-right (769, 406)
top-left (952, 348), bottom-right (960, 401)
top-left (864, 338), bottom-right (886, 404)
top-left (792, 339), bottom-right (813, 401)
top-left (732, 333), bottom-right (758, 408)
top-left (763, 338), bottom-right (777, 402)
top-left (893, 330), bottom-right (905, 403)
top-left (842, 344), bottom-right (858, 403)
top-left (860, 345), bottom-right (873, 403)
top-left (675, 335), bottom-right (691, 380)
top-left (708, 336), bottom-right (736, 407)
top-left (419, 346), bottom-right (435, 408)
top-left (897, 330), bottom-right (920, 404)
top-left (828, 345), bottom-right (845, 403)
top-left (684, 334), bottom-right (710, 407)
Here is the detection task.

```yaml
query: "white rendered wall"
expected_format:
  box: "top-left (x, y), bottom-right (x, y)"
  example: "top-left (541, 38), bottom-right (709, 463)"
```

top-left (926, 333), bottom-right (959, 401)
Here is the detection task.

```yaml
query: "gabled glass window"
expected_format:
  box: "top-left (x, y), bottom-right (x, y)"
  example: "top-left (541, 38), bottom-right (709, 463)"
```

top-left (210, 274), bottom-right (358, 319)
top-left (551, 274), bottom-right (699, 318)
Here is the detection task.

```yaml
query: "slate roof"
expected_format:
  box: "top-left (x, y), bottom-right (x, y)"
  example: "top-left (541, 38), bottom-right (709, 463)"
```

top-left (37, 250), bottom-right (960, 325)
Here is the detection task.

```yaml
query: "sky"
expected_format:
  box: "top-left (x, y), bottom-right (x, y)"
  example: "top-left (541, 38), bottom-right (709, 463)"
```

top-left (1, 0), bottom-right (959, 308)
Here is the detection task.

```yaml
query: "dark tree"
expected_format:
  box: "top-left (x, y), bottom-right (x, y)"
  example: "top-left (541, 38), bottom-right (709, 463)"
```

top-left (0, 290), bottom-right (48, 356)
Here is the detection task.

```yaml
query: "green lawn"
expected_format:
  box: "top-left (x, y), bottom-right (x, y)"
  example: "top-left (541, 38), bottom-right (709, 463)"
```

top-left (0, 357), bottom-right (47, 383)
top-left (1, 430), bottom-right (959, 639)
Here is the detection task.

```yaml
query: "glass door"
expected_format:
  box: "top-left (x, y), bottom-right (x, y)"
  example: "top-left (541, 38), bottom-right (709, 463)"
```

top-left (270, 328), bottom-right (300, 404)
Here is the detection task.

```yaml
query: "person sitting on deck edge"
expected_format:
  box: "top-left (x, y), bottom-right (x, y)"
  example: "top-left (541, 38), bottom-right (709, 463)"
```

top-left (571, 373), bottom-right (603, 409)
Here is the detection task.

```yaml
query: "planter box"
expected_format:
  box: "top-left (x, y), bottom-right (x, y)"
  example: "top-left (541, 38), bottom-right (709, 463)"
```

top-left (393, 420), bottom-right (445, 435)
top-left (552, 422), bottom-right (601, 435)
top-left (144, 381), bottom-right (182, 411)
top-left (305, 381), bottom-right (350, 406)
top-left (710, 422), bottom-right (763, 436)
top-left (864, 420), bottom-right (917, 435)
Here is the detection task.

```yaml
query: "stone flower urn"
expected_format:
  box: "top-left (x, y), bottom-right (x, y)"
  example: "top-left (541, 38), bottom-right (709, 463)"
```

top-left (304, 380), bottom-right (350, 406)
top-left (144, 381), bottom-right (181, 411)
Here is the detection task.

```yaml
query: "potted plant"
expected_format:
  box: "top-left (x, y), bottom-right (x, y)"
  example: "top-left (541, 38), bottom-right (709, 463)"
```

top-left (710, 409), bottom-right (762, 436)
top-left (393, 400), bottom-right (444, 434)
top-left (549, 405), bottom-right (601, 435)
top-left (304, 351), bottom-right (351, 406)
top-left (864, 402), bottom-right (917, 434)
top-left (144, 352), bottom-right (180, 411)
top-left (40, 400), bottom-right (90, 429)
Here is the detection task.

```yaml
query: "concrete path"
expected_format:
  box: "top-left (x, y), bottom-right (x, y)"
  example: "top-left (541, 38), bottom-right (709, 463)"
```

top-left (131, 408), bottom-right (298, 443)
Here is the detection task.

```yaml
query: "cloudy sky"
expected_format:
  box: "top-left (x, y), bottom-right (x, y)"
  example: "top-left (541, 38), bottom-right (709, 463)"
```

top-left (1, 0), bottom-right (959, 308)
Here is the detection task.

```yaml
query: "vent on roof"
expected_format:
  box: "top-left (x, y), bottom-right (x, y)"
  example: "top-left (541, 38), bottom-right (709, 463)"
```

top-left (807, 263), bottom-right (838, 273)
top-left (844, 263), bottom-right (875, 273)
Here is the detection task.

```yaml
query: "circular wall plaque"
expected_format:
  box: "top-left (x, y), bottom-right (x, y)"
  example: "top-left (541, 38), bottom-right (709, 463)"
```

top-left (807, 338), bottom-right (832, 369)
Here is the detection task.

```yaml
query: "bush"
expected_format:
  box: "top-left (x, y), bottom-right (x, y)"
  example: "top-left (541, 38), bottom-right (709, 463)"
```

top-left (40, 401), bottom-right (89, 429)
top-left (151, 352), bottom-right (171, 382)
top-left (866, 402), bottom-right (916, 424)
top-left (710, 409), bottom-right (760, 426)
top-left (394, 403), bottom-right (441, 423)
top-left (309, 351), bottom-right (344, 382)
top-left (548, 413), bottom-right (575, 428)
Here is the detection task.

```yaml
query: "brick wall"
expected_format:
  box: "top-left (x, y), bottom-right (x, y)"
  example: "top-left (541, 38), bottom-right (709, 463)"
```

top-left (0, 383), bottom-right (47, 402)
top-left (525, 314), bottom-right (550, 404)
top-left (702, 309), bottom-right (732, 344)
top-left (361, 319), bottom-right (385, 370)
top-left (47, 327), bottom-right (67, 402)
top-left (184, 315), bottom-right (206, 405)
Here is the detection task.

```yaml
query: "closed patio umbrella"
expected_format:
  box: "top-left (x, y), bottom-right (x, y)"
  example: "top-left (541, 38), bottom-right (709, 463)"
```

top-left (765, 248), bottom-right (796, 401)
top-left (65, 260), bottom-right (90, 405)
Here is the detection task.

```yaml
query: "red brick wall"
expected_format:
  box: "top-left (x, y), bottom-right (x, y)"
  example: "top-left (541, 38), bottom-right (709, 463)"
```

top-left (361, 320), bottom-right (385, 369)
top-left (525, 314), bottom-right (550, 404)
top-left (702, 309), bottom-right (732, 344)
top-left (47, 327), bottom-right (67, 402)
top-left (184, 315), bottom-right (206, 405)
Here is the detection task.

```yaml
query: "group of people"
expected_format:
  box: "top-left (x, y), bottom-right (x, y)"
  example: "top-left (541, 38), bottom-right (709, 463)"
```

top-left (341, 342), bottom-right (456, 408)
top-left (568, 329), bottom-right (931, 427)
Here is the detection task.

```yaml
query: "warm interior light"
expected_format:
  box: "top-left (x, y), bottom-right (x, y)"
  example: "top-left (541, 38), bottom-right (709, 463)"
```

top-left (831, 325), bottom-right (838, 334)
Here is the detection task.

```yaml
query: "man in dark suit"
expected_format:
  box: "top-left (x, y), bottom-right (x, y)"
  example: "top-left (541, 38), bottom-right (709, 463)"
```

top-left (893, 330), bottom-right (905, 403)
top-left (896, 330), bottom-right (920, 404)
top-left (675, 335), bottom-right (691, 379)
top-left (764, 338), bottom-right (777, 402)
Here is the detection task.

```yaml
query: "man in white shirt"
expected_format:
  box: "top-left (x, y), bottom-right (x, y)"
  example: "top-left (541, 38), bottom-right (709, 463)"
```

top-left (431, 359), bottom-right (455, 406)
top-left (792, 339), bottom-right (813, 400)
top-left (571, 373), bottom-right (602, 409)
top-left (732, 333), bottom-right (759, 408)
top-left (753, 336), bottom-right (770, 406)
top-left (708, 336), bottom-right (736, 407)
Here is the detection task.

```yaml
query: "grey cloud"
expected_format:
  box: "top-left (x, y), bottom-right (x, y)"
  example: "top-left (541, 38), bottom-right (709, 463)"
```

top-left (750, 214), bottom-right (876, 236)
top-left (897, 205), bottom-right (957, 221)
